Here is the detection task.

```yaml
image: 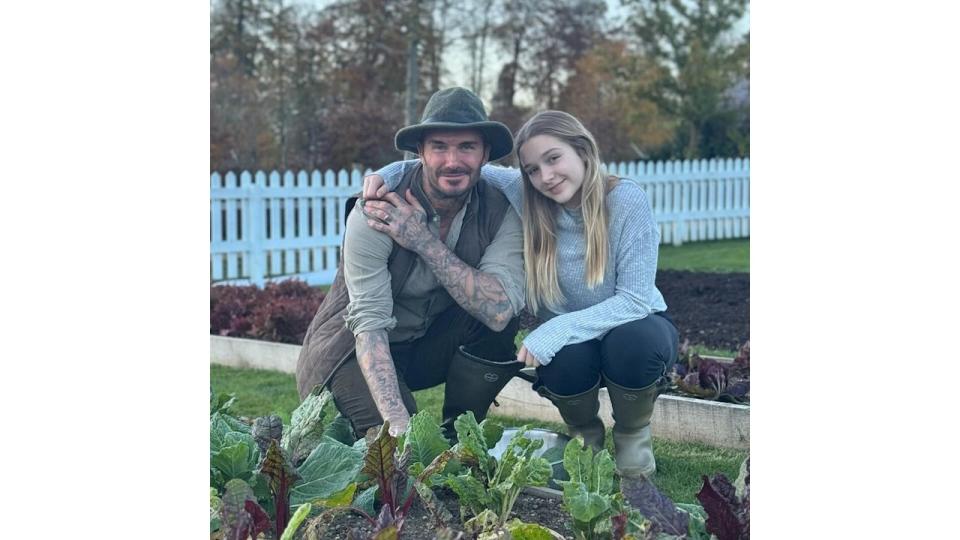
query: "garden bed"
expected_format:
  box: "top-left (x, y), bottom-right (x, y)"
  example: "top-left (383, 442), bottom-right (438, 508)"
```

top-left (210, 336), bottom-right (748, 449)
top-left (319, 486), bottom-right (572, 539)
top-left (211, 271), bottom-right (750, 351)
top-left (656, 269), bottom-right (749, 351)
top-left (211, 390), bottom-right (750, 540)
top-left (494, 369), bottom-right (749, 451)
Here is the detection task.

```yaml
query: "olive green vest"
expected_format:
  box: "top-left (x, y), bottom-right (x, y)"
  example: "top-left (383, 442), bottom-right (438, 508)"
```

top-left (295, 163), bottom-right (513, 399)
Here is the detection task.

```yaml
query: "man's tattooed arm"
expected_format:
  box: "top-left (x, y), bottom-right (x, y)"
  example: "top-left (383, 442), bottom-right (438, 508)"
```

top-left (416, 238), bottom-right (513, 331)
top-left (355, 330), bottom-right (410, 436)
top-left (363, 191), bottom-right (514, 332)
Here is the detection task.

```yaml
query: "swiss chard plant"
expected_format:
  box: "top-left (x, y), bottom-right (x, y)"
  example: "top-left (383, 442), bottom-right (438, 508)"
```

top-left (442, 412), bottom-right (561, 539)
top-left (219, 478), bottom-right (272, 540)
top-left (210, 388), bottom-right (365, 538)
top-left (669, 340), bottom-right (750, 404)
top-left (303, 419), bottom-right (456, 539)
top-left (557, 436), bottom-right (644, 540)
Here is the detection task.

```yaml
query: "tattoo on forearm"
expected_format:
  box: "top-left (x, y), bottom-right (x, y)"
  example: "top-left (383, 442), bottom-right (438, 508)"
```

top-left (418, 239), bottom-right (513, 330)
top-left (365, 193), bottom-right (513, 331)
top-left (355, 330), bottom-right (408, 425)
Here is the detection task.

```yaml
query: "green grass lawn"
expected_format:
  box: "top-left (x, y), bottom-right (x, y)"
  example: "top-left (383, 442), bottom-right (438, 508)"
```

top-left (211, 364), bottom-right (746, 504)
top-left (657, 238), bottom-right (749, 273)
top-left (307, 239), bottom-right (749, 293)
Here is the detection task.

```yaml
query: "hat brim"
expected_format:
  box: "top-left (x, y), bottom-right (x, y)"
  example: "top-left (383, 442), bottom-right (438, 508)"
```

top-left (395, 121), bottom-right (514, 162)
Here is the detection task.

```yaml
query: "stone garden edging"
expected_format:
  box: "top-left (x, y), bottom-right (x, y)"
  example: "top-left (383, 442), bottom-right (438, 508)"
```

top-left (210, 336), bottom-right (749, 450)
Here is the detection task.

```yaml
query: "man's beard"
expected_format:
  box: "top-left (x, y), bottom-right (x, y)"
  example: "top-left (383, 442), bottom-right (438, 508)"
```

top-left (422, 165), bottom-right (480, 201)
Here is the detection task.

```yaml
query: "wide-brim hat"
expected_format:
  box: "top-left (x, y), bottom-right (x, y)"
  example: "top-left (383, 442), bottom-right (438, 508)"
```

top-left (395, 87), bottom-right (514, 161)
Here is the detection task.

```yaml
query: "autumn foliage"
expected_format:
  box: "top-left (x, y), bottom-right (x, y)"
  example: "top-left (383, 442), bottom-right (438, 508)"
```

top-left (210, 0), bottom-right (749, 173)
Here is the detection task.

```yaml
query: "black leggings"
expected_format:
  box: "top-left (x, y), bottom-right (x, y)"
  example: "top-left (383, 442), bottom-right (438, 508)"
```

top-left (534, 312), bottom-right (679, 395)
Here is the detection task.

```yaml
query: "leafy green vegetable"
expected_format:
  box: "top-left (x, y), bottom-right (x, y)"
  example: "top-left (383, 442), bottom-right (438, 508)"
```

top-left (211, 436), bottom-right (260, 488)
top-left (259, 438), bottom-right (301, 538)
top-left (290, 439), bottom-right (364, 505)
top-left (220, 479), bottom-right (271, 540)
top-left (413, 480), bottom-right (454, 526)
top-left (463, 509), bottom-right (499, 538)
top-left (353, 485), bottom-right (377, 517)
top-left (210, 389), bottom-right (237, 416)
top-left (254, 414), bottom-right (284, 455)
top-left (443, 473), bottom-right (490, 520)
top-left (325, 413), bottom-right (357, 446)
top-left (210, 487), bottom-right (222, 533)
top-left (282, 390), bottom-right (334, 467)
top-left (211, 410), bottom-right (251, 436)
top-left (403, 412), bottom-right (450, 481)
top-left (557, 436), bottom-right (633, 540)
top-left (280, 503), bottom-right (312, 540)
top-left (338, 418), bottom-right (458, 539)
top-left (676, 503), bottom-right (710, 539)
top-left (311, 482), bottom-right (357, 509)
top-left (211, 409), bottom-right (259, 490)
top-left (443, 414), bottom-right (557, 538)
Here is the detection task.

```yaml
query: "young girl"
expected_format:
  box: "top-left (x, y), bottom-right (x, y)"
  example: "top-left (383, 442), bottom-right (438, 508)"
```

top-left (365, 111), bottom-right (678, 478)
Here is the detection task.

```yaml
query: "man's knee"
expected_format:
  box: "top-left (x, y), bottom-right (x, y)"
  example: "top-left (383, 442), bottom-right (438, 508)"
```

top-left (462, 315), bottom-right (520, 360)
top-left (327, 356), bottom-right (417, 438)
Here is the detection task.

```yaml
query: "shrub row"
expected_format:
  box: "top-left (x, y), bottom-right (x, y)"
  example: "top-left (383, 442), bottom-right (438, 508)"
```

top-left (211, 280), bottom-right (545, 346)
top-left (210, 280), bottom-right (325, 345)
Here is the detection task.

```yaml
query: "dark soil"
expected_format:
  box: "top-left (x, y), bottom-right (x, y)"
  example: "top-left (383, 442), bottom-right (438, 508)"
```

top-left (656, 270), bottom-right (749, 351)
top-left (315, 487), bottom-right (573, 539)
top-left (520, 270), bottom-right (749, 352)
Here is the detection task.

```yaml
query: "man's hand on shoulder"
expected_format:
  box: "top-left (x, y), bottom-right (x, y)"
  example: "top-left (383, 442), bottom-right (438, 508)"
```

top-left (363, 190), bottom-right (435, 251)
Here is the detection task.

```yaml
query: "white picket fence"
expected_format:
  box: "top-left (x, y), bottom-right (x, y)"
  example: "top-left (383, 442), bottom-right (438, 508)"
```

top-left (210, 158), bottom-right (749, 286)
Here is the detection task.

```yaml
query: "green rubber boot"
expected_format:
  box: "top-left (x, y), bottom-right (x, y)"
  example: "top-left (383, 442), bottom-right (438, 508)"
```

top-left (603, 374), bottom-right (662, 478)
top-left (441, 346), bottom-right (523, 442)
top-left (537, 380), bottom-right (605, 453)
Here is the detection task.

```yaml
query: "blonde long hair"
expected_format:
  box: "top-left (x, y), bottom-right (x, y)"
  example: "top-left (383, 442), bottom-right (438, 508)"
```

top-left (515, 111), bottom-right (618, 314)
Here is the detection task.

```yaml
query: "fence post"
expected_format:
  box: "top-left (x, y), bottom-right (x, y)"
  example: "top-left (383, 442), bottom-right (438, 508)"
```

top-left (210, 173), bottom-right (224, 281)
top-left (247, 171), bottom-right (267, 287)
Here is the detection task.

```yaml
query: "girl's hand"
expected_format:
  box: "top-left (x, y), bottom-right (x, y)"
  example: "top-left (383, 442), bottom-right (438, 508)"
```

top-left (362, 174), bottom-right (388, 199)
top-left (517, 344), bottom-right (542, 368)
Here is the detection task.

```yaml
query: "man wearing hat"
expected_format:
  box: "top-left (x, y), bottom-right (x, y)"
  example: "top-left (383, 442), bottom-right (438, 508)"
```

top-left (295, 87), bottom-right (525, 440)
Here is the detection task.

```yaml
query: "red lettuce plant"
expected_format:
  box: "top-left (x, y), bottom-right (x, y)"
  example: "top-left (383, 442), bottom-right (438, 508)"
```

top-left (696, 457), bottom-right (749, 540)
top-left (621, 455), bottom-right (750, 540)
top-left (669, 340), bottom-right (750, 404)
top-left (621, 476), bottom-right (690, 538)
